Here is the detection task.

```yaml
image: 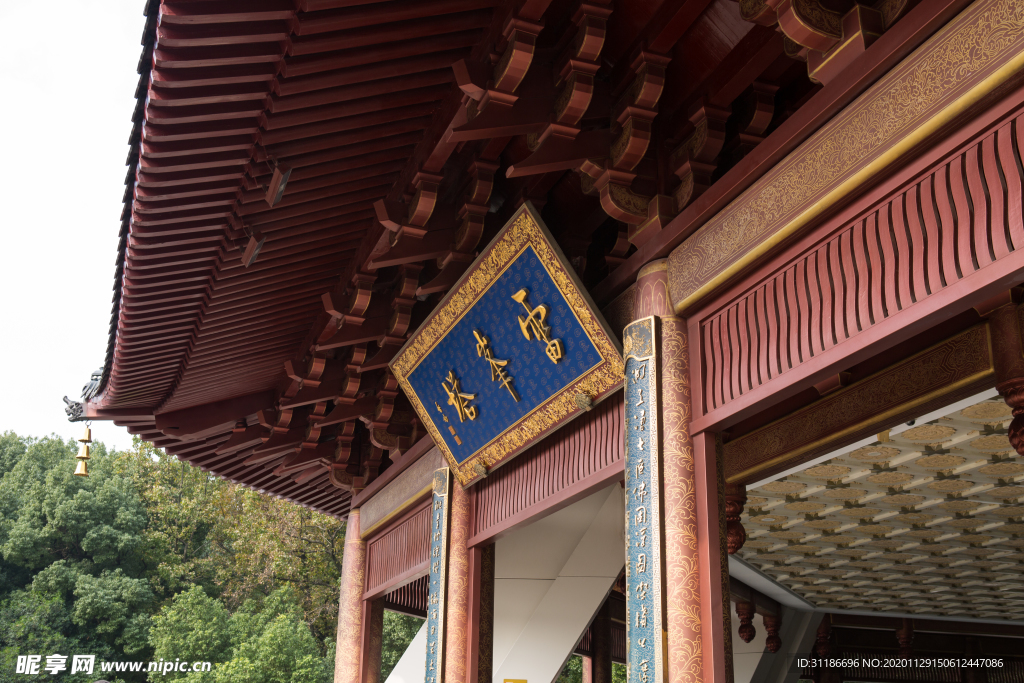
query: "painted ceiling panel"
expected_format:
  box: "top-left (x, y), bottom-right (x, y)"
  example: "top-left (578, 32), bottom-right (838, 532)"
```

top-left (739, 397), bottom-right (1024, 621)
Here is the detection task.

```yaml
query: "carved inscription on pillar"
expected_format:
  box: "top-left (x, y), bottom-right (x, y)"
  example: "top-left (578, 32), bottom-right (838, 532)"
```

top-left (425, 468), bottom-right (451, 683)
top-left (624, 317), bottom-right (666, 683)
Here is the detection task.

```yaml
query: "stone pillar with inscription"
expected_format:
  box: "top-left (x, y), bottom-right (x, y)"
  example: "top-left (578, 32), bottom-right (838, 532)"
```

top-left (425, 470), bottom-right (451, 683)
top-left (334, 508), bottom-right (367, 683)
top-left (625, 260), bottom-right (730, 683)
top-left (623, 314), bottom-right (668, 683)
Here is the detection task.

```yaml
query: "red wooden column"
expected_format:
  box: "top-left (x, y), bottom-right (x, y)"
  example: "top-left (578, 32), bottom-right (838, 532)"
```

top-left (693, 432), bottom-right (732, 683)
top-left (466, 541), bottom-right (495, 683)
top-left (335, 508), bottom-right (368, 683)
top-left (360, 600), bottom-right (385, 683)
top-left (632, 261), bottom-right (719, 683)
top-left (592, 601), bottom-right (612, 683)
top-left (445, 482), bottom-right (472, 683)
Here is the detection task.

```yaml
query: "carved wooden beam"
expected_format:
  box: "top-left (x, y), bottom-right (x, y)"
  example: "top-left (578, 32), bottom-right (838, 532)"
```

top-left (736, 0), bottom-right (912, 84)
top-left (507, 1), bottom-right (611, 178)
top-left (418, 159), bottom-right (497, 295)
top-left (316, 271), bottom-right (377, 347)
top-left (214, 422), bottom-right (265, 456)
top-left (449, 13), bottom-right (546, 143)
top-left (367, 172), bottom-right (449, 269)
top-left (583, 50), bottom-right (676, 245)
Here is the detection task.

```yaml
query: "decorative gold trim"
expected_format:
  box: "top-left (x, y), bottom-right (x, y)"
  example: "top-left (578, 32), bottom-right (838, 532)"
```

top-left (670, 0), bottom-right (1024, 314)
top-left (391, 203), bottom-right (624, 485)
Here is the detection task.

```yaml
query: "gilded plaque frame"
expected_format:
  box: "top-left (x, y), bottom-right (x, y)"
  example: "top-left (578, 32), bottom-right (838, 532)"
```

top-left (391, 202), bottom-right (624, 486)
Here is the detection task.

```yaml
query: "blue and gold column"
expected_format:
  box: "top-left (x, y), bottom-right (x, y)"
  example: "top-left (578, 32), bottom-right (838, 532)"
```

top-left (425, 469), bottom-right (451, 683)
top-left (623, 315), bottom-right (667, 683)
top-left (627, 260), bottom-right (730, 683)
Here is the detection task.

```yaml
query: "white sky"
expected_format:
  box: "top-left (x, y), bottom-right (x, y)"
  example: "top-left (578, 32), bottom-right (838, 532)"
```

top-left (0, 1), bottom-right (145, 450)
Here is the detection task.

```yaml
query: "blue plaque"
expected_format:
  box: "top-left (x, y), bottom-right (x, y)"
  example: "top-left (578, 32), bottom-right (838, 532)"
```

top-left (623, 317), bottom-right (665, 683)
top-left (425, 468), bottom-right (450, 683)
top-left (392, 203), bottom-right (623, 485)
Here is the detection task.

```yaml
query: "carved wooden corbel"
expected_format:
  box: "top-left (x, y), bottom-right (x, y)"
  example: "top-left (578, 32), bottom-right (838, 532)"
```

top-left (368, 172), bottom-right (452, 269)
top-left (505, 1), bottom-right (612, 179)
top-left (671, 101), bottom-right (730, 212)
top-left (585, 50), bottom-right (675, 244)
top-left (329, 421), bottom-right (362, 491)
top-left (359, 372), bottom-right (418, 484)
top-left (359, 264), bottom-right (422, 371)
top-left (610, 50), bottom-right (669, 172)
top-left (807, 4), bottom-right (886, 85)
top-left (451, 12), bottom-right (545, 143)
top-left (734, 0), bottom-right (911, 85)
top-left (494, 14), bottom-right (545, 95)
top-left (418, 159), bottom-right (497, 296)
top-left (768, 0), bottom-right (843, 54)
top-left (405, 171), bottom-right (444, 231)
top-left (553, 3), bottom-right (609, 127)
top-left (733, 81), bottom-right (778, 159)
top-left (316, 272), bottom-right (379, 350)
top-left (244, 408), bottom-right (300, 465)
top-left (738, 0), bottom-right (779, 26)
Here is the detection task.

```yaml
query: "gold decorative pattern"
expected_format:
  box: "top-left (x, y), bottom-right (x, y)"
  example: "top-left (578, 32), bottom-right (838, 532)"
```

top-left (444, 483), bottom-right (471, 683)
top-left (391, 204), bottom-right (624, 485)
top-left (670, 118), bottom-right (709, 169)
top-left (606, 182), bottom-right (651, 221)
top-left (660, 317), bottom-right (703, 683)
top-left (714, 434), bottom-right (734, 683)
top-left (669, 0), bottom-right (1024, 313)
top-left (792, 0), bottom-right (842, 39)
top-left (739, 397), bottom-right (1024, 621)
top-left (334, 509), bottom-right (366, 683)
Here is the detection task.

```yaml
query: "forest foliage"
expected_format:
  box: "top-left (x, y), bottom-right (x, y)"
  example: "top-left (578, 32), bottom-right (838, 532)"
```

top-left (0, 432), bottom-right (419, 683)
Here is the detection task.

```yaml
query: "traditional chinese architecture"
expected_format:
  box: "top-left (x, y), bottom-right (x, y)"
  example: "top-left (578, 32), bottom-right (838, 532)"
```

top-left (68, 0), bottom-right (1024, 682)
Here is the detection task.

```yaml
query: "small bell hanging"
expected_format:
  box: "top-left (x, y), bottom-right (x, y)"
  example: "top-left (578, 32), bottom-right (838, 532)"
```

top-left (74, 424), bottom-right (92, 477)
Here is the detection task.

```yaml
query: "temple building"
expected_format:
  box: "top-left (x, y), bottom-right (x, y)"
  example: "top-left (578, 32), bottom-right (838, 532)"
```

top-left (67, 0), bottom-right (1024, 682)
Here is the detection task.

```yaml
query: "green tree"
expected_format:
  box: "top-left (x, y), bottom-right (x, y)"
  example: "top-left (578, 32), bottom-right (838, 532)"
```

top-left (157, 587), bottom-right (331, 683)
top-left (556, 656), bottom-right (627, 683)
top-left (212, 489), bottom-right (345, 650)
top-left (149, 585), bottom-right (231, 675)
top-left (0, 432), bottom-right (345, 682)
